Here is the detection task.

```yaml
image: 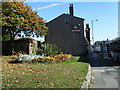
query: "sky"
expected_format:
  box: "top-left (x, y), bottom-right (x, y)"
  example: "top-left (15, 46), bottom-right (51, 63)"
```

top-left (25, 1), bottom-right (118, 43)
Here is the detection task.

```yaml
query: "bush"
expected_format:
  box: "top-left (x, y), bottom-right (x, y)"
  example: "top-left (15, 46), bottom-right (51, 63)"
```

top-left (35, 43), bottom-right (61, 57)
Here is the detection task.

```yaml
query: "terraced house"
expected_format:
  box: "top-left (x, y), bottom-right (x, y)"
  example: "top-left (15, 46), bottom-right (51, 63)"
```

top-left (45, 4), bottom-right (91, 55)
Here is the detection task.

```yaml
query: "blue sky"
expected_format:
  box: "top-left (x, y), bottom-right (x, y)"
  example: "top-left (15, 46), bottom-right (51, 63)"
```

top-left (25, 2), bottom-right (118, 42)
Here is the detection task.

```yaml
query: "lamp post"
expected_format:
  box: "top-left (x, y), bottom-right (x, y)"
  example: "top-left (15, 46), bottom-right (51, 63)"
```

top-left (92, 19), bottom-right (98, 45)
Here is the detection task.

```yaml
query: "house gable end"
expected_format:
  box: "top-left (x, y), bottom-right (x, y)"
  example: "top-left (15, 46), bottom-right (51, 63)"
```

top-left (47, 14), bottom-right (85, 25)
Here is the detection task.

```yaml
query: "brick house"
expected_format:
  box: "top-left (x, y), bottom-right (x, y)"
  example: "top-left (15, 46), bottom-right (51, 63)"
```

top-left (45, 4), bottom-right (90, 55)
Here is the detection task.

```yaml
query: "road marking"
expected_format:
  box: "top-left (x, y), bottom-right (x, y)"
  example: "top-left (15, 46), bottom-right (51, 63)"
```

top-left (107, 69), bottom-right (116, 71)
top-left (93, 70), bottom-right (105, 72)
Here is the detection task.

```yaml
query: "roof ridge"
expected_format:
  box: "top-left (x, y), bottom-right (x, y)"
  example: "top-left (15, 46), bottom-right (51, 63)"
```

top-left (47, 13), bottom-right (85, 24)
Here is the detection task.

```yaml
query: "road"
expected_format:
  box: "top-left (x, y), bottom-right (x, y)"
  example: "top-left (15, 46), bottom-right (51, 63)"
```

top-left (87, 51), bottom-right (120, 89)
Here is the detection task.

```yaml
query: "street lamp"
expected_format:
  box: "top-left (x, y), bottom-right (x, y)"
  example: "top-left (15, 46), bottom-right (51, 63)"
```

top-left (92, 19), bottom-right (98, 45)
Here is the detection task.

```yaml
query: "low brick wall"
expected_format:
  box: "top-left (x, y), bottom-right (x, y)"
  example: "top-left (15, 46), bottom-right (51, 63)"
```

top-left (2, 39), bottom-right (38, 55)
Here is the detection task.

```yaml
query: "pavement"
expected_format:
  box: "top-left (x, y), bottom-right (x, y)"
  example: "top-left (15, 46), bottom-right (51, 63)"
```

top-left (87, 52), bottom-right (120, 89)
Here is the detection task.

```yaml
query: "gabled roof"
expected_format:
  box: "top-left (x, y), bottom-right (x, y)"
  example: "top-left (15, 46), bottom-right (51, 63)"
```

top-left (47, 13), bottom-right (85, 24)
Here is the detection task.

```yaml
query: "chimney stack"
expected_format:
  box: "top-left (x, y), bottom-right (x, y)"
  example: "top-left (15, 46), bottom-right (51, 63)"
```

top-left (69, 4), bottom-right (74, 16)
top-left (86, 24), bottom-right (90, 44)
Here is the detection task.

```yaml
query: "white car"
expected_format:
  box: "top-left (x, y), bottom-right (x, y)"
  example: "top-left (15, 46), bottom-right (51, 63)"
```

top-left (94, 46), bottom-right (101, 53)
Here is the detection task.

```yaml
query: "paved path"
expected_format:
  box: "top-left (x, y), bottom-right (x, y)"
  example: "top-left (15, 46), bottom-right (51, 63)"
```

top-left (87, 52), bottom-right (120, 89)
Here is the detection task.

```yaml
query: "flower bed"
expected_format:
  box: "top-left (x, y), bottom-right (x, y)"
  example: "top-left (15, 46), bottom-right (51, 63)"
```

top-left (31, 57), bottom-right (54, 63)
top-left (31, 54), bottom-right (73, 63)
top-left (11, 55), bottom-right (18, 59)
top-left (54, 54), bottom-right (72, 62)
top-left (11, 54), bottom-right (73, 63)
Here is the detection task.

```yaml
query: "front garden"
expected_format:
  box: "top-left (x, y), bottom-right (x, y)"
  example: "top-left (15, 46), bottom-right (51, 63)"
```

top-left (2, 55), bottom-right (89, 88)
top-left (2, 2), bottom-right (89, 88)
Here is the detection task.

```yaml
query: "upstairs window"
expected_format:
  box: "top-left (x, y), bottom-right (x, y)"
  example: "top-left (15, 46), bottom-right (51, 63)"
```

top-left (64, 18), bottom-right (69, 24)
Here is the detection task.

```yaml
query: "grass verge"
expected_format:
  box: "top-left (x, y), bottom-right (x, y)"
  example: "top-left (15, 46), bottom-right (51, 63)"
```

top-left (2, 56), bottom-right (89, 88)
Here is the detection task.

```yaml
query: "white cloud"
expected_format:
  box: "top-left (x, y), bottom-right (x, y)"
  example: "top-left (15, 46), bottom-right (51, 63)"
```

top-left (34, 3), bottom-right (60, 11)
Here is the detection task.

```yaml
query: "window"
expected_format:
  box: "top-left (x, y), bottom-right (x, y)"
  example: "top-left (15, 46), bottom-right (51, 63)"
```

top-left (64, 18), bottom-right (69, 24)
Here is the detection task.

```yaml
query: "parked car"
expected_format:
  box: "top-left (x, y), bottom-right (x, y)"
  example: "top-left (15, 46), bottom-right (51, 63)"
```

top-left (94, 46), bottom-right (101, 53)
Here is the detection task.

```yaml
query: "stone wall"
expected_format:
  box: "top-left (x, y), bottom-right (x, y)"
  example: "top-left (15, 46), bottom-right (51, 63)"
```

top-left (2, 39), bottom-right (38, 55)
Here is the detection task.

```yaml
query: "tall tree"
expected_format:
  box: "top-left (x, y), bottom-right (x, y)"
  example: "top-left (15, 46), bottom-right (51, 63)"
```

top-left (2, 2), bottom-right (48, 41)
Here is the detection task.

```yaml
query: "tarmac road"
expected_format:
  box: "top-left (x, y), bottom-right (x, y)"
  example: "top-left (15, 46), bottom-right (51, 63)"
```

top-left (87, 52), bottom-right (120, 89)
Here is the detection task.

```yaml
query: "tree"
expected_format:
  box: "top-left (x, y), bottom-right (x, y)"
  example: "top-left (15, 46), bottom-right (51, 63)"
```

top-left (2, 2), bottom-right (48, 41)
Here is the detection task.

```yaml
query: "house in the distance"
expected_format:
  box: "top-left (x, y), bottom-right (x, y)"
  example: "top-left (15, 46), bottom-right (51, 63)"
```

top-left (45, 4), bottom-right (90, 55)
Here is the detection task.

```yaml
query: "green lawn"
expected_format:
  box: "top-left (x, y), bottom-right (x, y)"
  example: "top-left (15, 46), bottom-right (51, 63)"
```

top-left (2, 56), bottom-right (89, 88)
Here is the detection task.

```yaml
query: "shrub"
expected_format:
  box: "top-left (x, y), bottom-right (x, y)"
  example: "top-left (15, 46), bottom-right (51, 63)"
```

top-left (35, 43), bottom-right (61, 57)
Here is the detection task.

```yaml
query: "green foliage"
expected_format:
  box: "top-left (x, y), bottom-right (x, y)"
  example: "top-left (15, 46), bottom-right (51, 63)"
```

top-left (2, 32), bottom-right (10, 41)
top-left (2, 2), bottom-right (48, 41)
top-left (35, 43), bottom-right (61, 57)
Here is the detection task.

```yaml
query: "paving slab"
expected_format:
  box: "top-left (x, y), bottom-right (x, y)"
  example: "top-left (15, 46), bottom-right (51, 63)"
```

top-left (104, 78), bottom-right (118, 88)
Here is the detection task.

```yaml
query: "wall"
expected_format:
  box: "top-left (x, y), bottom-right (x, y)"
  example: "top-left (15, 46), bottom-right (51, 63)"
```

top-left (2, 39), bottom-right (38, 55)
top-left (46, 14), bottom-right (88, 55)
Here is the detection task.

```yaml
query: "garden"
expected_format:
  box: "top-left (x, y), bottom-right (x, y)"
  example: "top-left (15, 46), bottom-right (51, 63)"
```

top-left (2, 43), bottom-right (89, 88)
top-left (2, 2), bottom-right (89, 88)
top-left (2, 56), bottom-right (88, 88)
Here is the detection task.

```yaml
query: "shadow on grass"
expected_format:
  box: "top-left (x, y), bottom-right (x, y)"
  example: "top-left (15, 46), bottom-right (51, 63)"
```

top-left (8, 60), bottom-right (22, 64)
top-left (77, 56), bottom-right (89, 64)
